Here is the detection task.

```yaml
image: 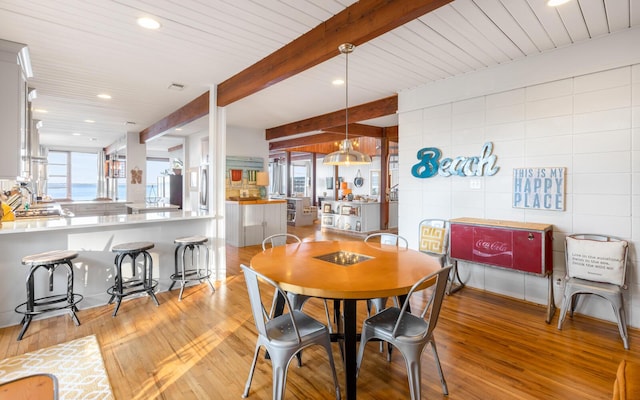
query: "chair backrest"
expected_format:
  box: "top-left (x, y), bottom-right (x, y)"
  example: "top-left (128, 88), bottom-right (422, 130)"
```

top-left (418, 219), bottom-right (450, 256)
top-left (565, 234), bottom-right (629, 286)
top-left (241, 264), bottom-right (302, 343)
top-left (393, 266), bottom-right (452, 339)
top-left (364, 233), bottom-right (408, 248)
top-left (262, 233), bottom-right (302, 250)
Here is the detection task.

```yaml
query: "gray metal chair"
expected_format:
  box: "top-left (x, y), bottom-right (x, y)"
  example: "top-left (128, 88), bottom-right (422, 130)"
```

top-left (418, 219), bottom-right (464, 295)
top-left (262, 234), bottom-right (333, 333)
top-left (363, 233), bottom-right (408, 315)
top-left (356, 266), bottom-right (452, 400)
top-left (557, 234), bottom-right (630, 349)
top-left (261, 233), bottom-right (302, 251)
top-left (240, 265), bottom-right (341, 400)
top-left (364, 232), bottom-right (409, 248)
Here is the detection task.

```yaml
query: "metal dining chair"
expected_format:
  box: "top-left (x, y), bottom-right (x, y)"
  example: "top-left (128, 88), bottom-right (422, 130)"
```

top-left (356, 266), bottom-right (452, 400)
top-left (363, 233), bottom-right (409, 355)
top-left (262, 234), bottom-right (334, 333)
top-left (240, 265), bottom-right (341, 400)
top-left (557, 234), bottom-right (630, 349)
top-left (363, 233), bottom-right (408, 315)
top-left (418, 219), bottom-right (464, 295)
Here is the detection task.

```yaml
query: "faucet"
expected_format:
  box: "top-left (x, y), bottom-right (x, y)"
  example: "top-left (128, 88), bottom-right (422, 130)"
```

top-left (19, 182), bottom-right (35, 207)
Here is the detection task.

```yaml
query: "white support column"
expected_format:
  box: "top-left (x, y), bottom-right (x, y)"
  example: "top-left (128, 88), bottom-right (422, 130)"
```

top-left (209, 85), bottom-right (227, 280)
top-left (126, 131), bottom-right (146, 204)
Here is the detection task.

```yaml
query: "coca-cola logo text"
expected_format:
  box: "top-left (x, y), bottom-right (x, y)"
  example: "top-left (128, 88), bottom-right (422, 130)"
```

top-left (475, 240), bottom-right (509, 252)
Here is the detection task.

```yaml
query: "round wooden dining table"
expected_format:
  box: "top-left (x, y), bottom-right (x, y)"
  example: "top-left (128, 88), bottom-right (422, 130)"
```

top-left (250, 240), bottom-right (442, 400)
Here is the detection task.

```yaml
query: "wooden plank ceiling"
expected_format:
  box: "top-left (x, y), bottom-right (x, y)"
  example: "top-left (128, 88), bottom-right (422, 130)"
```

top-left (138, 0), bottom-right (448, 153)
top-left (0, 0), bottom-right (636, 152)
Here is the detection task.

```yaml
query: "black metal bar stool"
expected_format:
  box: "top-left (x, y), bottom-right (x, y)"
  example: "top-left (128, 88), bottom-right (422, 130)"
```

top-left (169, 235), bottom-right (215, 301)
top-left (15, 250), bottom-right (83, 341)
top-left (108, 241), bottom-right (160, 316)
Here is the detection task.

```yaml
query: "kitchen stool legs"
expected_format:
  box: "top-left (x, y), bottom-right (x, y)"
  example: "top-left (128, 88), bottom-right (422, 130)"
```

top-left (108, 242), bottom-right (160, 316)
top-left (169, 236), bottom-right (214, 301)
top-left (15, 250), bottom-right (83, 341)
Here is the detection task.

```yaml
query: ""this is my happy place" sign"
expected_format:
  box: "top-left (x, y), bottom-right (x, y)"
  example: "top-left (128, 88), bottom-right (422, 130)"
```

top-left (512, 167), bottom-right (565, 211)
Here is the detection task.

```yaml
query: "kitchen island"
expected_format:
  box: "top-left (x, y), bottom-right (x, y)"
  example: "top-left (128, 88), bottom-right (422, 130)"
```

top-left (0, 210), bottom-right (220, 328)
top-left (225, 199), bottom-right (287, 247)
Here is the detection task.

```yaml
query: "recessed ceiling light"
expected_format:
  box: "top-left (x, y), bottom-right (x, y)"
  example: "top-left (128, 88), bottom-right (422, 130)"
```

top-left (84, 119), bottom-right (95, 123)
top-left (97, 94), bottom-right (112, 99)
top-left (137, 17), bottom-right (161, 30)
top-left (175, 128), bottom-right (183, 131)
top-left (332, 79), bottom-right (344, 86)
top-left (547, 0), bottom-right (571, 6)
top-left (72, 132), bottom-right (81, 136)
top-left (89, 137), bottom-right (97, 142)
top-left (34, 108), bottom-right (48, 113)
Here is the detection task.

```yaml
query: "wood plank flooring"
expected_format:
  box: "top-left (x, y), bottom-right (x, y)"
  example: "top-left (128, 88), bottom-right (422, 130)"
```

top-left (1, 222), bottom-right (639, 399)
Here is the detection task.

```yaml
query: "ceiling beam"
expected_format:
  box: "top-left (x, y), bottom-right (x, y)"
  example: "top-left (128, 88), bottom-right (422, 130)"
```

top-left (322, 123), bottom-right (384, 138)
top-left (269, 133), bottom-right (346, 151)
top-left (217, 0), bottom-right (452, 107)
top-left (278, 136), bottom-right (379, 156)
top-left (139, 91), bottom-right (209, 143)
top-left (266, 95), bottom-right (397, 140)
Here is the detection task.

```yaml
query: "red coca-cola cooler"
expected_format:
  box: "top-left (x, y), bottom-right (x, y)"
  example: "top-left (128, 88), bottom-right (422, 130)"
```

top-left (450, 217), bottom-right (553, 276)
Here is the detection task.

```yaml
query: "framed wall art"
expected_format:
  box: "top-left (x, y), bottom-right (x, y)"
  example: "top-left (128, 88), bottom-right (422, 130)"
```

top-left (512, 167), bottom-right (565, 211)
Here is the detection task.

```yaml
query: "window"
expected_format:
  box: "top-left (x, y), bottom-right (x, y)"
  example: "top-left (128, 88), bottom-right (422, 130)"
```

top-left (71, 152), bottom-right (98, 200)
top-left (47, 151), bottom-right (69, 200)
top-left (292, 164), bottom-right (308, 196)
top-left (47, 150), bottom-right (98, 200)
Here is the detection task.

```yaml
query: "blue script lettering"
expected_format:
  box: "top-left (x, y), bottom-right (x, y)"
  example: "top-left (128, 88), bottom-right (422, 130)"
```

top-left (411, 148), bottom-right (441, 178)
top-left (412, 142), bottom-right (500, 179)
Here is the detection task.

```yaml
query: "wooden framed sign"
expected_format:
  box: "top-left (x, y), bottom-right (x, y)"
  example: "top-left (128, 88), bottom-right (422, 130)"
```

top-left (512, 167), bottom-right (565, 211)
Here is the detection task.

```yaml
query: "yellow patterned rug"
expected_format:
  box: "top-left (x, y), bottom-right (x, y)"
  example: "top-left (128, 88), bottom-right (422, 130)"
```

top-left (0, 335), bottom-right (114, 399)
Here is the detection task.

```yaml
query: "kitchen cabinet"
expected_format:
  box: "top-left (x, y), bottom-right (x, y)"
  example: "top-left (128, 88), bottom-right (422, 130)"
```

top-left (0, 40), bottom-right (31, 179)
top-left (321, 200), bottom-right (380, 233)
top-left (225, 200), bottom-right (287, 247)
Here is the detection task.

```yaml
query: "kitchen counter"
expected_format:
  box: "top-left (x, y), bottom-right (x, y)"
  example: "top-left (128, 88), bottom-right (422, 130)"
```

top-left (0, 210), bottom-right (221, 329)
top-left (126, 203), bottom-right (180, 214)
top-left (0, 210), bottom-right (210, 234)
top-left (225, 199), bottom-right (286, 205)
top-left (56, 199), bottom-right (130, 205)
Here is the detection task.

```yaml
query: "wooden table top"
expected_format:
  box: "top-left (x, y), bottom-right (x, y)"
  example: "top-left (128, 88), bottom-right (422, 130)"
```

top-left (250, 240), bottom-right (441, 300)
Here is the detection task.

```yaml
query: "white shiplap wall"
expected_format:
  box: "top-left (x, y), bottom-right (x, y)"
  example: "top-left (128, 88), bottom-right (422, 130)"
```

top-left (399, 27), bottom-right (640, 328)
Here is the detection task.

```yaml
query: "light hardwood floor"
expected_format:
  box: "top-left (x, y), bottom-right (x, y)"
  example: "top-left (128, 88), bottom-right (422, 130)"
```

top-left (1, 222), bottom-right (639, 399)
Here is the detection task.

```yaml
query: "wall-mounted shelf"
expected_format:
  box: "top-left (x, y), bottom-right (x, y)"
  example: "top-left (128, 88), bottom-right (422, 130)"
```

top-left (286, 197), bottom-right (314, 226)
top-left (320, 200), bottom-right (380, 233)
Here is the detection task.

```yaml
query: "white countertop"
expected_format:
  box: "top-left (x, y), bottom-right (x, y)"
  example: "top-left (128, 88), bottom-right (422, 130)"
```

top-left (56, 200), bottom-right (130, 205)
top-left (126, 203), bottom-right (180, 211)
top-left (0, 210), bottom-right (214, 235)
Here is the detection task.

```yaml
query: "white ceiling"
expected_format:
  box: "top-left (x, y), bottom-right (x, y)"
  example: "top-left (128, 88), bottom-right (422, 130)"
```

top-left (0, 0), bottom-right (637, 152)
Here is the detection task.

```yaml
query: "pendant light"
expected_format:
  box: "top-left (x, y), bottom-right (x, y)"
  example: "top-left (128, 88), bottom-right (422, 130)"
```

top-left (323, 43), bottom-right (372, 166)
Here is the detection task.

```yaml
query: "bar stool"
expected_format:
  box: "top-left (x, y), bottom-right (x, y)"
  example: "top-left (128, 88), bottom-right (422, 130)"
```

top-left (15, 250), bottom-right (83, 341)
top-left (108, 241), bottom-right (160, 316)
top-left (169, 235), bottom-right (215, 301)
